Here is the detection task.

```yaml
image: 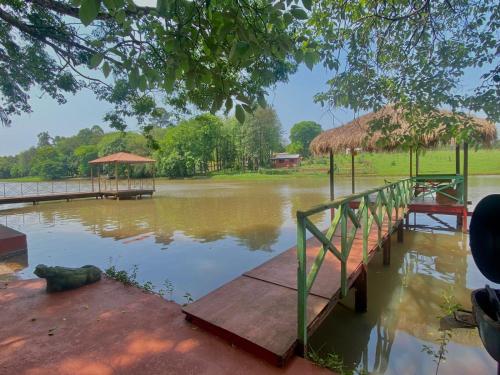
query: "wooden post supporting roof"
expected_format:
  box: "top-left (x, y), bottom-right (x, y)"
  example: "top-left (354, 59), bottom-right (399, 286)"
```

top-left (115, 162), bottom-right (118, 192)
top-left (127, 164), bottom-right (131, 189)
top-left (463, 142), bottom-right (469, 233)
top-left (351, 150), bottom-right (355, 194)
top-left (455, 144), bottom-right (460, 175)
top-left (90, 167), bottom-right (94, 192)
top-left (329, 150), bottom-right (334, 201)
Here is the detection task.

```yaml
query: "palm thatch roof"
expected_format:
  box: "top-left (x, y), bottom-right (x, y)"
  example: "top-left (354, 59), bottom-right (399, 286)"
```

top-left (310, 106), bottom-right (497, 155)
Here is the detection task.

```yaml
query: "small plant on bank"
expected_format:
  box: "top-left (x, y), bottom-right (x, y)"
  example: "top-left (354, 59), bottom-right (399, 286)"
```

top-left (104, 265), bottom-right (140, 288)
top-left (308, 348), bottom-right (367, 375)
top-left (183, 292), bottom-right (194, 305)
top-left (421, 288), bottom-right (463, 375)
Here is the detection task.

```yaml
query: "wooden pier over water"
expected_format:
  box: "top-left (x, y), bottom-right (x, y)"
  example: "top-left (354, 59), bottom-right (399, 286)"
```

top-left (0, 152), bottom-right (156, 206)
top-left (183, 176), bottom-right (470, 367)
top-left (0, 180), bottom-right (154, 205)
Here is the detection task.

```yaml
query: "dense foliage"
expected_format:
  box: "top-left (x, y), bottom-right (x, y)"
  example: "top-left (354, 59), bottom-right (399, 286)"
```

top-left (0, 0), bottom-right (307, 128)
top-left (0, 0), bottom-right (497, 149)
top-left (0, 107), bottom-right (284, 179)
top-left (0, 125), bottom-right (149, 179)
top-left (156, 107), bottom-right (282, 177)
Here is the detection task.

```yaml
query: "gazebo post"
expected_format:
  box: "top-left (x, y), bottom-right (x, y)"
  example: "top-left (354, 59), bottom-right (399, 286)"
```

top-left (462, 142), bottom-right (469, 233)
top-left (455, 144), bottom-right (460, 175)
top-left (90, 167), bottom-right (94, 192)
top-left (351, 149), bottom-right (355, 194)
top-left (127, 164), bottom-right (131, 189)
top-left (153, 164), bottom-right (156, 191)
top-left (97, 166), bottom-right (101, 193)
top-left (115, 162), bottom-right (118, 192)
top-left (329, 150), bottom-right (334, 201)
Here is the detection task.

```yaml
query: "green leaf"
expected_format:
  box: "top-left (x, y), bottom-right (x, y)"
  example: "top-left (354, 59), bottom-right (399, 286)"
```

top-left (102, 61), bottom-right (111, 77)
top-left (304, 51), bottom-right (317, 70)
top-left (89, 53), bottom-right (103, 68)
top-left (235, 104), bottom-right (245, 124)
top-left (291, 8), bottom-right (308, 20)
top-left (138, 75), bottom-right (148, 92)
top-left (80, 0), bottom-right (101, 26)
top-left (103, 0), bottom-right (117, 11)
top-left (302, 0), bottom-right (312, 11)
top-left (128, 67), bottom-right (139, 88)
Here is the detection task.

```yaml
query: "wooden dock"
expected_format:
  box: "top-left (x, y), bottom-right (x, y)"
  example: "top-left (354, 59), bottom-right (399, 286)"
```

top-left (183, 177), bottom-right (470, 367)
top-left (0, 189), bottom-right (154, 205)
top-left (183, 207), bottom-right (402, 366)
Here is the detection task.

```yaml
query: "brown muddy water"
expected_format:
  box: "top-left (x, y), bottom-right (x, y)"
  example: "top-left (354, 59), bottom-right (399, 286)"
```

top-left (1, 175), bottom-right (499, 374)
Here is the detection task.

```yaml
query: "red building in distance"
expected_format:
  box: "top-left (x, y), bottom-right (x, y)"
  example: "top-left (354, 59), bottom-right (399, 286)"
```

top-left (271, 153), bottom-right (301, 168)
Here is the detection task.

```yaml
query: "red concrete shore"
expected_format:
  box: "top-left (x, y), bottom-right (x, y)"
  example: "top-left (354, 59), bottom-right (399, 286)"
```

top-left (0, 278), bottom-right (331, 375)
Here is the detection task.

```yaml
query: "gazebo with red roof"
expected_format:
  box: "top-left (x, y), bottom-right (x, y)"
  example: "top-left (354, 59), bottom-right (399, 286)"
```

top-left (89, 152), bottom-right (156, 196)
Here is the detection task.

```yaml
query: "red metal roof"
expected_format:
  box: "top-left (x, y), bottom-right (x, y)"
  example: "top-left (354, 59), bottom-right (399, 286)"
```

top-left (89, 152), bottom-right (155, 164)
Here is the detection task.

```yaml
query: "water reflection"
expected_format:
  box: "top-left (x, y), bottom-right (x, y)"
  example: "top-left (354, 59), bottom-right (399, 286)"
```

top-left (310, 223), bottom-right (498, 374)
top-left (0, 179), bottom-right (332, 299)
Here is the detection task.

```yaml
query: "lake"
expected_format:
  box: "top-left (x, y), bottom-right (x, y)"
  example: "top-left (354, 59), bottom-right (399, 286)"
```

top-left (1, 175), bottom-right (499, 374)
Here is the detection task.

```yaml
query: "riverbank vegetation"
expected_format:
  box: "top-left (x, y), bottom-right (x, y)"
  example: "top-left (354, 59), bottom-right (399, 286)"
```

top-left (1, 118), bottom-right (499, 182)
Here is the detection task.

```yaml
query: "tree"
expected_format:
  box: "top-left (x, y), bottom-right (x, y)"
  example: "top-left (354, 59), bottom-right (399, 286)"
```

top-left (307, 0), bottom-right (499, 148)
top-left (240, 107), bottom-right (282, 169)
top-left (289, 121), bottom-right (322, 157)
top-left (31, 146), bottom-right (66, 179)
top-left (73, 144), bottom-right (98, 176)
top-left (37, 131), bottom-right (52, 147)
top-left (0, 0), bottom-right (308, 128)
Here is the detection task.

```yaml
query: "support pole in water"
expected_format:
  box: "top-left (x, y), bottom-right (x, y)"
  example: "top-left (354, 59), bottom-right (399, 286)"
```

top-left (383, 236), bottom-right (391, 265)
top-left (354, 265), bottom-right (368, 313)
top-left (91, 167), bottom-right (94, 192)
top-left (98, 166), bottom-right (101, 193)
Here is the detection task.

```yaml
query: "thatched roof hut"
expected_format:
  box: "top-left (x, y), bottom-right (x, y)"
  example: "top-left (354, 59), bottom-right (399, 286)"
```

top-left (310, 106), bottom-right (497, 155)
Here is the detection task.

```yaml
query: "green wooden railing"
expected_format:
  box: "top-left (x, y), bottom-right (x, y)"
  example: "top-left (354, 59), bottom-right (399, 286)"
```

top-left (413, 174), bottom-right (464, 204)
top-left (295, 178), bottom-right (415, 351)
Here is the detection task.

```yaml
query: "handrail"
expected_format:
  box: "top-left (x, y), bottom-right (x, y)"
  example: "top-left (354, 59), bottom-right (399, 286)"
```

top-left (413, 174), bottom-right (464, 204)
top-left (296, 178), bottom-right (415, 352)
top-left (1, 178), bottom-right (154, 198)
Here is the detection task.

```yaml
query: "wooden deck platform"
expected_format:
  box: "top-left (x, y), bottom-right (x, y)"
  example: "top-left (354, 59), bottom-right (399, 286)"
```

top-left (182, 191), bottom-right (470, 367)
top-left (0, 224), bottom-right (27, 259)
top-left (183, 208), bottom-right (401, 367)
top-left (0, 189), bottom-right (154, 205)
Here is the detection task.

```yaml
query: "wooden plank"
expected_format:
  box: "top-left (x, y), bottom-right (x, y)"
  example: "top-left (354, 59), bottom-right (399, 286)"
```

top-left (183, 276), bottom-right (329, 367)
top-left (0, 189), bottom-right (154, 205)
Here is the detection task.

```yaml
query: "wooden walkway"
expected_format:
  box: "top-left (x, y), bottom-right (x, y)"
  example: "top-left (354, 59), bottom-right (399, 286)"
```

top-left (182, 188), bottom-right (470, 367)
top-left (0, 189), bottom-right (154, 205)
top-left (183, 206), bottom-right (403, 366)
